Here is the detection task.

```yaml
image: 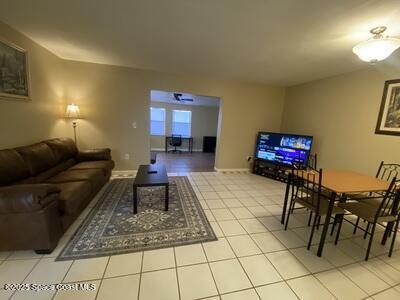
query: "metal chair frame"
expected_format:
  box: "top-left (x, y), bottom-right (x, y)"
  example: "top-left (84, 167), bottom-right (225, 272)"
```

top-left (285, 168), bottom-right (344, 250)
top-left (339, 177), bottom-right (400, 260)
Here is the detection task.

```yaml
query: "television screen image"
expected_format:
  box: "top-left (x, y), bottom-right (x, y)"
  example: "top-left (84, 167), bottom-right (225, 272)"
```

top-left (255, 132), bottom-right (313, 167)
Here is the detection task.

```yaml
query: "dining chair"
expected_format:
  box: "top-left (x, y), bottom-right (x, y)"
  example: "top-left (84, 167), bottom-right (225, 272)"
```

top-left (338, 177), bottom-right (400, 261)
top-left (305, 153), bottom-right (317, 226)
top-left (285, 168), bottom-right (345, 249)
top-left (349, 161), bottom-right (400, 235)
top-left (291, 159), bottom-right (330, 229)
top-left (307, 153), bottom-right (318, 170)
top-left (376, 161), bottom-right (400, 182)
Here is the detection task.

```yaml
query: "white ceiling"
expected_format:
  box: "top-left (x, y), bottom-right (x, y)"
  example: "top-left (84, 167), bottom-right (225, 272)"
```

top-left (1, 0), bottom-right (400, 86)
top-left (151, 90), bottom-right (220, 107)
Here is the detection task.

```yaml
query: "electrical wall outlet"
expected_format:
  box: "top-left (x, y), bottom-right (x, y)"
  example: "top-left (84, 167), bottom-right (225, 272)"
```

top-left (124, 154), bottom-right (130, 160)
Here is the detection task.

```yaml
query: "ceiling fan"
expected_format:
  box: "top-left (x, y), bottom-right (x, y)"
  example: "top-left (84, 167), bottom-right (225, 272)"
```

top-left (173, 93), bottom-right (193, 103)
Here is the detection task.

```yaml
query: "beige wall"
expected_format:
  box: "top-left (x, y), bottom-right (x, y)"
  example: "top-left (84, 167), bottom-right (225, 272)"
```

top-left (5, 19), bottom-right (398, 175)
top-left (62, 61), bottom-right (285, 170)
top-left (1, 21), bottom-right (286, 170)
top-left (4, 20), bottom-right (398, 174)
top-left (0, 22), bottom-right (65, 147)
top-left (150, 101), bottom-right (219, 151)
top-left (281, 67), bottom-right (400, 175)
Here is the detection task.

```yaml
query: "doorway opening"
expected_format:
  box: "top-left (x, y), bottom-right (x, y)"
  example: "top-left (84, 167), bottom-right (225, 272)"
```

top-left (150, 89), bottom-right (221, 173)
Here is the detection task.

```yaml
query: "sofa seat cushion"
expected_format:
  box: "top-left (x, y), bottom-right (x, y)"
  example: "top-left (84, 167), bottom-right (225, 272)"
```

top-left (55, 181), bottom-right (92, 214)
top-left (69, 160), bottom-right (114, 175)
top-left (46, 169), bottom-right (104, 189)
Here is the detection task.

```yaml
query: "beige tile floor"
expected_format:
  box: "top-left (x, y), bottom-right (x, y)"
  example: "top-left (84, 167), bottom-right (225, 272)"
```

top-left (1, 171), bottom-right (400, 300)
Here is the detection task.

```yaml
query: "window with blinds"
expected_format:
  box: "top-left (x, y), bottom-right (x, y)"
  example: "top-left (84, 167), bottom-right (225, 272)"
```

top-left (150, 107), bottom-right (166, 136)
top-left (172, 110), bottom-right (192, 137)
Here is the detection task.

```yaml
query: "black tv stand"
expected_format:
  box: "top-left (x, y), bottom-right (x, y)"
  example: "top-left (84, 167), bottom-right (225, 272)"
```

top-left (252, 159), bottom-right (290, 182)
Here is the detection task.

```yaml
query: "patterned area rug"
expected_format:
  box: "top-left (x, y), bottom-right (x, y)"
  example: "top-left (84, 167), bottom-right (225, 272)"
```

top-left (56, 176), bottom-right (216, 261)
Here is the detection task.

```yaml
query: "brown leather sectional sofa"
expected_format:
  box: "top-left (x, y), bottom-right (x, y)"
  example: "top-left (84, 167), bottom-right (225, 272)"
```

top-left (0, 138), bottom-right (114, 253)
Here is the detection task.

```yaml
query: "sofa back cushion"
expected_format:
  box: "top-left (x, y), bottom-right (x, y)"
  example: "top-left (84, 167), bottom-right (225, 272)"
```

top-left (17, 158), bottom-right (77, 184)
top-left (43, 138), bottom-right (78, 163)
top-left (0, 149), bottom-right (30, 186)
top-left (15, 143), bottom-right (57, 176)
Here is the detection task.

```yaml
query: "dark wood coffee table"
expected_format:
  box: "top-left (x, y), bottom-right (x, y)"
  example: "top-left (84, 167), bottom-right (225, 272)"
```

top-left (133, 164), bottom-right (169, 214)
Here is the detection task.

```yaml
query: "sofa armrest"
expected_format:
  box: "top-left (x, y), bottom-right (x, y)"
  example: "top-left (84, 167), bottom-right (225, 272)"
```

top-left (0, 184), bottom-right (60, 214)
top-left (77, 148), bottom-right (111, 161)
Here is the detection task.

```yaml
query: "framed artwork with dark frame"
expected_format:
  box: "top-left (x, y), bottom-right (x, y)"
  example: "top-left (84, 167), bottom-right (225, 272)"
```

top-left (0, 39), bottom-right (30, 100)
top-left (375, 79), bottom-right (400, 136)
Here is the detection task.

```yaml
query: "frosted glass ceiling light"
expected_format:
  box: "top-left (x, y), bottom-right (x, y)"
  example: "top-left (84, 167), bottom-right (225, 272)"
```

top-left (352, 26), bottom-right (400, 63)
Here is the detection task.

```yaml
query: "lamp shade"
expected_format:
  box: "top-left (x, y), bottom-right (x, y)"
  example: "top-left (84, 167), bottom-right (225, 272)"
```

top-left (65, 104), bottom-right (80, 119)
top-left (352, 37), bottom-right (400, 63)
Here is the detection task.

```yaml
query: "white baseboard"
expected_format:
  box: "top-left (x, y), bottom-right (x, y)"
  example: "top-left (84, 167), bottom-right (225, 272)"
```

top-left (214, 167), bottom-right (250, 172)
top-left (112, 170), bottom-right (137, 176)
top-left (151, 148), bottom-right (203, 152)
top-left (113, 168), bottom-right (249, 175)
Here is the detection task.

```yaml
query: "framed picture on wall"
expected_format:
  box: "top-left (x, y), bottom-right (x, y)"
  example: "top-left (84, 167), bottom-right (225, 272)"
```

top-left (375, 79), bottom-right (400, 136)
top-left (0, 39), bottom-right (30, 100)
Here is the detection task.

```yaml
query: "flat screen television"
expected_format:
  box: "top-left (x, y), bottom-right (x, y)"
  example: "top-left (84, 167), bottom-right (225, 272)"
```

top-left (254, 132), bottom-right (313, 167)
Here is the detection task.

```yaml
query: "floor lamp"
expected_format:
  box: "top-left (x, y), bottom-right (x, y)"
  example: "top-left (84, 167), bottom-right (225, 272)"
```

top-left (65, 103), bottom-right (80, 145)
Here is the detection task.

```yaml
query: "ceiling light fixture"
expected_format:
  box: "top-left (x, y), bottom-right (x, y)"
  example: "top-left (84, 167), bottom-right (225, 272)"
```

top-left (352, 26), bottom-right (400, 63)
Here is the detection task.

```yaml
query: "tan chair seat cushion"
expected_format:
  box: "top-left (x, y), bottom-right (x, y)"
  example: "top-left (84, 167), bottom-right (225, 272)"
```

top-left (295, 196), bottom-right (344, 216)
top-left (339, 201), bottom-right (396, 223)
top-left (55, 181), bottom-right (92, 214)
top-left (346, 192), bottom-right (386, 200)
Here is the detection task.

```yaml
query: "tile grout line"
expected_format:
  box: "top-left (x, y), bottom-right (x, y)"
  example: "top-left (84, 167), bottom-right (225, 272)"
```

top-left (199, 243), bottom-right (221, 299)
top-left (312, 272), bottom-right (347, 299)
top-left (172, 247), bottom-right (182, 300)
top-left (196, 287), bottom-right (259, 300)
top-left (336, 260), bottom-right (394, 297)
top-left (53, 244), bottom-right (399, 290)
top-left (213, 203), bottom-right (293, 300)
top-left (136, 250), bottom-right (145, 300)
top-left (376, 250), bottom-right (400, 273)
top-left (1, 172), bottom-right (399, 299)
top-left (242, 225), bottom-right (305, 299)
top-left (51, 255), bottom-right (76, 300)
top-left (363, 255), bottom-right (400, 285)
top-left (196, 174), bottom-right (400, 298)
top-left (285, 220), bottom-right (400, 297)
top-left (229, 177), bottom-right (343, 300)
top-left (223, 237), bottom-right (263, 300)
top-left (2, 244), bottom-right (396, 294)
top-left (94, 256), bottom-right (111, 299)
top-left (203, 175), bottom-right (399, 298)
top-left (8, 255), bottom-right (43, 300)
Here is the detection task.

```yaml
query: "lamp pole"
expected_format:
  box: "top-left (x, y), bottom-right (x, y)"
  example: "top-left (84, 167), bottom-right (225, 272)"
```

top-left (72, 120), bottom-right (77, 145)
top-left (65, 104), bottom-right (80, 146)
